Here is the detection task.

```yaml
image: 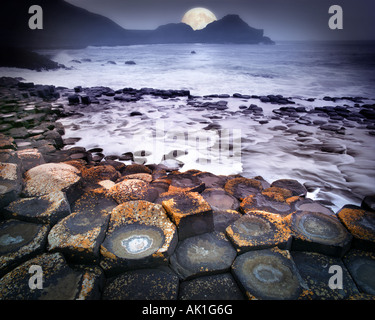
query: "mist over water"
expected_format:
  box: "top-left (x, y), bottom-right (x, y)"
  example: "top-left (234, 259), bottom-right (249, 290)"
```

top-left (2, 41), bottom-right (375, 211)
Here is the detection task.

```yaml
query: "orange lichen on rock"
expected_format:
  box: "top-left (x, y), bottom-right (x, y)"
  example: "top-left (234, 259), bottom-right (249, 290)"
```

top-left (23, 163), bottom-right (81, 197)
top-left (107, 200), bottom-right (177, 256)
top-left (337, 205), bottom-right (375, 242)
top-left (224, 177), bottom-right (263, 201)
top-left (161, 191), bottom-right (211, 226)
top-left (108, 179), bottom-right (150, 204)
top-left (226, 212), bottom-right (292, 253)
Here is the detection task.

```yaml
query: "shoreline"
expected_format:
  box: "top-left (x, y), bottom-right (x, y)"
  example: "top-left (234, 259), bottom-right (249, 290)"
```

top-left (0, 77), bottom-right (375, 300)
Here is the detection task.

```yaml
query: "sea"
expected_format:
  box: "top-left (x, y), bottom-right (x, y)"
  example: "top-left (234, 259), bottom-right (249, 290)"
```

top-left (1, 41), bottom-right (375, 211)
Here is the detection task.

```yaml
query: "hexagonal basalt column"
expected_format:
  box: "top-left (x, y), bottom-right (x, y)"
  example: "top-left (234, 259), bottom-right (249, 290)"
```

top-left (170, 231), bottom-right (237, 280)
top-left (47, 210), bottom-right (110, 264)
top-left (343, 250), bottom-right (375, 296)
top-left (240, 187), bottom-right (299, 217)
top-left (288, 211), bottom-right (352, 257)
top-left (224, 177), bottom-right (263, 201)
top-left (201, 188), bottom-right (240, 211)
top-left (0, 219), bottom-right (49, 277)
top-left (337, 205), bottom-right (375, 251)
top-left (226, 213), bottom-right (292, 253)
top-left (231, 247), bottom-right (307, 300)
top-left (102, 268), bottom-right (179, 300)
top-left (23, 163), bottom-right (82, 204)
top-left (108, 179), bottom-right (154, 204)
top-left (0, 252), bottom-right (103, 300)
top-left (162, 191), bottom-right (214, 240)
top-left (5, 191), bottom-right (71, 225)
top-left (100, 200), bottom-right (178, 276)
top-left (179, 273), bottom-right (246, 300)
top-left (292, 251), bottom-right (360, 299)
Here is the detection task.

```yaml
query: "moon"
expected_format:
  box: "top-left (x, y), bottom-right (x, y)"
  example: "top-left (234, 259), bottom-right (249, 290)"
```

top-left (181, 8), bottom-right (217, 31)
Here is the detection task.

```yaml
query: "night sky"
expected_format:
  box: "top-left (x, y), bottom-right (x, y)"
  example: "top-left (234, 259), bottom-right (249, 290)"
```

top-left (65, 0), bottom-right (375, 41)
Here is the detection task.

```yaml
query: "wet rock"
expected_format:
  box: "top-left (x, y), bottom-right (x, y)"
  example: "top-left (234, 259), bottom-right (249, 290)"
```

top-left (292, 251), bottom-right (359, 299)
top-left (68, 94), bottom-right (80, 105)
top-left (100, 201), bottom-right (178, 276)
top-left (240, 187), bottom-right (298, 217)
top-left (4, 191), bottom-right (71, 225)
top-left (108, 179), bottom-right (153, 204)
top-left (162, 191), bottom-right (213, 240)
top-left (179, 273), bottom-right (245, 300)
top-left (168, 171), bottom-right (205, 193)
top-left (23, 163), bottom-right (82, 204)
top-left (212, 210), bottom-right (242, 232)
top-left (0, 220), bottom-right (49, 277)
top-left (271, 179), bottom-right (307, 197)
top-left (102, 268), bottom-right (179, 300)
top-left (361, 195), bottom-right (375, 212)
top-left (231, 247), bottom-right (307, 300)
top-left (337, 205), bottom-right (375, 251)
top-left (343, 250), bottom-right (375, 295)
top-left (194, 171), bottom-right (227, 189)
top-left (224, 177), bottom-right (263, 201)
top-left (0, 134), bottom-right (16, 150)
top-left (0, 252), bottom-right (102, 300)
top-left (287, 211), bottom-right (352, 257)
top-left (294, 199), bottom-right (335, 216)
top-left (125, 60), bottom-right (136, 65)
top-left (170, 231), bottom-right (237, 280)
top-left (48, 210), bottom-right (110, 264)
top-left (201, 188), bottom-right (240, 211)
top-left (226, 213), bottom-right (292, 253)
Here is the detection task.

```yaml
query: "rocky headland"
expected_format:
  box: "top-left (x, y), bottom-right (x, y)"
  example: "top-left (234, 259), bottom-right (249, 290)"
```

top-left (0, 77), bottom-right (374, 300)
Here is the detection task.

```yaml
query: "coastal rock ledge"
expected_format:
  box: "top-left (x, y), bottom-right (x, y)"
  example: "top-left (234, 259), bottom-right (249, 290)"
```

top-left (0, 78), bottom-right (375, 300)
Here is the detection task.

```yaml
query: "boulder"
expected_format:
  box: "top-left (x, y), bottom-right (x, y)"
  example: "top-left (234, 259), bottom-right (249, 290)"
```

top-left (170, 231), bottom-right (237, 280)
top-left (337, 205), bottom-right (375, 251)
top-left (226, 213), bottom-right (292, 253)
top-left (179, 273), bottom-right (245, 300)
top-left (287, 211), bottom-right (352, 257)
top-left (102, 268), bottom-right (179, 300)
top-left (162, 191), bottom-right (213, 240)
top-left (4, 191), bottom-right (71, 225)
top-left (23, 163), bottom-right (82, 204)
top-left (48, 210), bottom-right (110, 264)
top-left (100, 201), bottom-right (178, 276)
top-left (231, 247), bottom-right (307, 300)
top-left (0, 219), bottom-right (49, 277)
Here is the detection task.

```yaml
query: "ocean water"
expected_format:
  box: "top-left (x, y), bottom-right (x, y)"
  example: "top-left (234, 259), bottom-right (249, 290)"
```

top-left (2, 41), bottom-right (375, 98)
top-left (1, 41), bottom-right (375, 211)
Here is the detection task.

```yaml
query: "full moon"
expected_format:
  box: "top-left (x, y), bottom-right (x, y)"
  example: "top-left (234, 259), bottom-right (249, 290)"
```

top-left (181, 8), bottom-right (217, 31)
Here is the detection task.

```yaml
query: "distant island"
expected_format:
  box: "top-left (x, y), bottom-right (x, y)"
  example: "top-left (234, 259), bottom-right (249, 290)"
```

top-left (1, 0), bottom-right (274, 49)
